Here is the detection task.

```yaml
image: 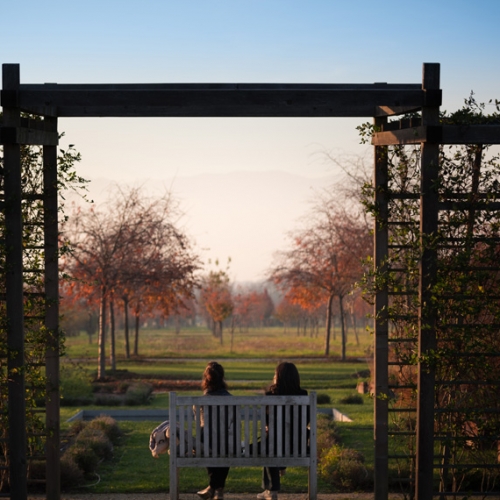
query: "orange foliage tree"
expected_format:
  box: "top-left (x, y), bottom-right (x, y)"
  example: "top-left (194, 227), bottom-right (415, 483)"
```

top-left (199, 262), bottom-right (234, 344)
top-left (62, 186), bottom-right (200, 378)
top-left (269, 189), bottom-right (371, 357)
top-left (232, 287), bottom-right (275, 330)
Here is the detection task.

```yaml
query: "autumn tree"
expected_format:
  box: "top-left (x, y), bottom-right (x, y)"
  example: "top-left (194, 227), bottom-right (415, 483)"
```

top-left (232, 287), bottom-right (275, 330)
top-left (269, 188), bottom-right (371, 357)
top-left (199, 261), bottom-right (234, 344)
top-left (274, 296), bottom-right (304, 334)
top-left (62, 186), bottom-right (200, 378)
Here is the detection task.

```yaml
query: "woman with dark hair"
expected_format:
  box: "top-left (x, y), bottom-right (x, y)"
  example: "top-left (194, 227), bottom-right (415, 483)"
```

top-left (257, 361), bottom-right (308, 500)
top-left (197, 361), bottom-right (231, 500)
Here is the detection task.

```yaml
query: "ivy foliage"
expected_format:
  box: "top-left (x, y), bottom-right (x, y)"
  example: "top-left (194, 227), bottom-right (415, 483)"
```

top-left (0, 117), bottom-right (87, 491)
top-left (360, 95), bottom-right (500, 494)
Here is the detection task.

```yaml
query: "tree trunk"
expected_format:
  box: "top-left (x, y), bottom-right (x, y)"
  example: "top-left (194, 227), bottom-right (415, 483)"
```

top-left (109, 298), bottom-right (116, 371)
top-left (87, 312), bottom-right (93, 345)
top-left (123, 296), bottom-right (130, 359)
top-left (98, 289), bottom-right (107, 380)
top-left (351, 303), bottom-right (360, 346)
top-left (324, 293), bottom-right (334, 356)
top-left (209, 317), bottom-right (216, 337)
top-left (219, 321), bottom-right (223, 345)
top-left (339, 294), bottom-right (346, 361)
top-left (109, 299), bottom-right (116, 371)
top-left (134, 311), bottom-right (140, 356)
top-left (230, 316), bottom-right (235, 353)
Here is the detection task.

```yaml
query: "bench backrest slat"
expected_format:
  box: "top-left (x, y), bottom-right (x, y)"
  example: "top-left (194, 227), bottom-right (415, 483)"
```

top-left (169, 391), bottom-right (317, 500)
top-left (170, 393), bottom-right (314, 461)
top-left (196, 407), bottom-right (201, 457)
top-left (301, 404), bottom-right (307, 457)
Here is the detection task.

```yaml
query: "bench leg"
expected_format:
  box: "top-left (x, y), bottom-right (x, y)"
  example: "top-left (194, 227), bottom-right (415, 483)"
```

top-left (308, 464), bottom-right (317, 500)
top-left (170, 465), bottom-right (178, 500)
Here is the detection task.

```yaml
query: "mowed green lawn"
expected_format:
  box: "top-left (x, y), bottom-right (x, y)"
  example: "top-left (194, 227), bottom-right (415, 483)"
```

top-left (60, 326), bottom-right (374, 493)
top-left (63, 324), bottom-right (373, 360)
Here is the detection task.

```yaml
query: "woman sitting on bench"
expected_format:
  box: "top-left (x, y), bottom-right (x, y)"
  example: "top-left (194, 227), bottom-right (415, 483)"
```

top-left (257, 361), bottom-right (309, 500)
top-left (197, 361), bottom-right (232, 500)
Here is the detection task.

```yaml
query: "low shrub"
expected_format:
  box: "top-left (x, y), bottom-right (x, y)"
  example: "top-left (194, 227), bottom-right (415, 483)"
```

top-left (92, 383), bottom-right (114, 394)
top-left (60, 416), bottom-right (123, 489)
top-left (67, 420), bottom-right (87, 438)
top-left (93, 393), bottom-right (123, 406)
top-left (75, 427), bottom-right (114, 460)
top-left (339, 393), bottom-right (364, 405)
top-left (319, 444), bottom-right (370, 491)
top-left (91, 382), bottom-right (153, 406)
top-left (60, 395), bottom-right (94, 407)
top-left (317, 393), bottom-right (331, 405)
top-left (60, 363), bottom-right (93, 405)
top-left (60, 454), bottom-right (85, 489)
top-left (124, 382), bottom-right (153, 405)
top-left (86, 415), bottom-right (122, 445)
top-left (117, 381), bottom-right (131, 393)
top-left (63, 444), bottom-right (100, 475)
top-left (316, 413), bottom-right (341, 458)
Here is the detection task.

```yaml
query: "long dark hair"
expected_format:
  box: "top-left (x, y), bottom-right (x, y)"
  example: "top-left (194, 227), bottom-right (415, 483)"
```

top-left (201, 361), bottom-right (228, 393)
top-left (268, 361), bottom-right (302, 395)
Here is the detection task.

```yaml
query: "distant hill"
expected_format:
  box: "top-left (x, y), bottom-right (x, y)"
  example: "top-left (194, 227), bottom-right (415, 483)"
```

top-left (66, 170), bottom-right (339, 283)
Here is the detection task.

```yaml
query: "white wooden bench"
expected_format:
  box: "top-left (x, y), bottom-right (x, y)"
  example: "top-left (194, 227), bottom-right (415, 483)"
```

top-left (169, 391), bottom-right (317, 500)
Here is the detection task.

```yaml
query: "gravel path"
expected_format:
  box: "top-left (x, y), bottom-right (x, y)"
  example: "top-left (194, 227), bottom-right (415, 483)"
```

top-left (28, 493), bottom-right (405, 500)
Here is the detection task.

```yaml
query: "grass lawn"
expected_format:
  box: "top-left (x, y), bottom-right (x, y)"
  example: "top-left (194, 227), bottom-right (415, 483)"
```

top-left (64, 325), bottom-right (373, 360)
top-left (59, 326), bottom-right (375, 493)
top-left (91, 421), bottom-right (321, 494)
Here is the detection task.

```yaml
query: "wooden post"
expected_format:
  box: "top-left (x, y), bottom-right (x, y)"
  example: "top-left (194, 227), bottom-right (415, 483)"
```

top-left (3, 63), bottom-right (28, 500)
top-left (373, 116), bottom-right (389, 500)
top-left (169, 392), bottom-right (178, 500)
top-left (416, 62), bottom-right (441, 500)
top-left (44, 115), bottom-right (60, 500)
top-left (308, 391), bottom-right (318, 500)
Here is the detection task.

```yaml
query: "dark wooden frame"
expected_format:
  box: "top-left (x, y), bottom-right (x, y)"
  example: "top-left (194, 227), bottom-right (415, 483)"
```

top-left (2, 62), bottom-right (500, 500)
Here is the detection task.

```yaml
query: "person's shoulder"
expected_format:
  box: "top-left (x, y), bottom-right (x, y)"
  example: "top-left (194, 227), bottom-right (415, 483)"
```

top-left (300, 388), bottom-right (308, 395)
top-left (211, 388), bottom-right (231, 396)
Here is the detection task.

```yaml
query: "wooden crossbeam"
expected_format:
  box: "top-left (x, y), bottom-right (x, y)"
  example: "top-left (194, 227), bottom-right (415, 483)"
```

top-left (5, 83), bottom-right (426, 118)
top-left (0, 126), bottom-right (58, 145)
top-left (372, 124), bottom-right (500, 145)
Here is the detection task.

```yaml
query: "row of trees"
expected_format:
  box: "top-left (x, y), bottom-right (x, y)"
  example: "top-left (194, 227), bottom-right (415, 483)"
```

top-left (269, 167), bottom-right (372, 358)
top-left (62, 170), bottom-right (372, 371)
top-left (61, 187), bottom-right (200, 379)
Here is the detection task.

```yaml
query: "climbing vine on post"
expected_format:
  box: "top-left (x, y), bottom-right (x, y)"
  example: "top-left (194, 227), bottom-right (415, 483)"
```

top-left (0, 122), bottom-right (86, 491)
top-left (360, 95), bottom-right (500, 496)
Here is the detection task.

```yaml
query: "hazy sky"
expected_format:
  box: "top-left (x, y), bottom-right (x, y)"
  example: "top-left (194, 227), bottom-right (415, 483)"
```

top-left (3, 1), bottom-right (500, 281)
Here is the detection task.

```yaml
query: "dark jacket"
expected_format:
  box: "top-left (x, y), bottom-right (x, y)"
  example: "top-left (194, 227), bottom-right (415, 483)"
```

top-left (265, 388), bottom-right (309, 455)
top-left (198, 388), bottom-right (236, 455)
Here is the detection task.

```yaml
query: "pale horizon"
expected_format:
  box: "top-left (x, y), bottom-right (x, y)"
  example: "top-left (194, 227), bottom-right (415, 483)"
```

top-left (4, 0), bottom-right (500, 281)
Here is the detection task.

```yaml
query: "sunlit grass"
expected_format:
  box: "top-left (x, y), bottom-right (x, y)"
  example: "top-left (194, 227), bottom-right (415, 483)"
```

top-left (64, 325), bottom-right (373, 360)
top-left (60, 326), bottom-right (375, 493)
top-left (90, 421), bottom-right (327, 494)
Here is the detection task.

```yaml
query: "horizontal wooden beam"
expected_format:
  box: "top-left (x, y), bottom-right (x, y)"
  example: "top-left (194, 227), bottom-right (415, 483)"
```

top-left (0, 126), bottom-right (58, 145)
top-left (374, 105), bottom-right (422, 117)
top-left (11, 83), bottom-right (426, 118)
top-left (372, 125), bottom-right (500, 146)
top-left (372, 126), bottom-right (431, 145)
top-left (439, 200), bottom-right (500, 211)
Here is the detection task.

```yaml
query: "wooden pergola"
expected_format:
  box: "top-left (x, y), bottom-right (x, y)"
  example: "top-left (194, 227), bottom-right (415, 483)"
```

top-left (1, 62), bottom-right (499, 500)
